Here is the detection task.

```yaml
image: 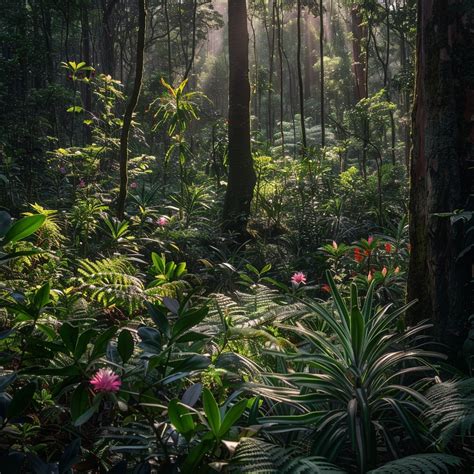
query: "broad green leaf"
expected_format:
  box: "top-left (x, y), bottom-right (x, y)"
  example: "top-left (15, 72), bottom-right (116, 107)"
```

top-left (203, 388), bottom-right (221, 437)
top-left (33, 282), bottom-right (51, 309)
top-left (2, 214), bottom-right (46, 246)
top-left (59, 323), bottom-right (79, 354)
top-left (172, 307), bottom-right (208, 340)
top-left (70, 385), bottom-right (89, 422)
top-left (218, 399), bottom-right (247, 438)
top-left (90, 327), bottom-right (117, 360)
top-left (168, 399), bottom-right (195, 440)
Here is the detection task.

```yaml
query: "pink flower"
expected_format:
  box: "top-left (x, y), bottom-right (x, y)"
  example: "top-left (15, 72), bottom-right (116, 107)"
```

top-left (90, 368), bottom-right (121, 393)
top-left (157, 216), bottom-right (168, 226)
top-left (332, 240), bottom-right (338, 250)
top-left (79, 179), bottom-right (86, 188)
top-left (368, 236), bottom-right (374, 245)
top-left (291, 272), bottom-right (307, 286)
top-left (130, 181), bottom-right (138, 189)
top-left (394, 266), bottom-right (400, 274)
top-left (381, 267), bottom-right (388, 277)
top-left (367, 271), bottom-right (373, 282)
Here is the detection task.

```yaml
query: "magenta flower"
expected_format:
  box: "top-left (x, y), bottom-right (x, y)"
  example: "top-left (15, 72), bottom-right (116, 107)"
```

top-left (368, 236), bottom-right (374, 245)
top-left (157, 216), bottom-right (168, 226)
top-left (90, 368), bottom-right (121, 393)
top-left (78, 179), bottom-right (86, 188)
top-left (291, 272), bottom-right (307, 286)
top-left (130, 181), bottom-right (138, 189)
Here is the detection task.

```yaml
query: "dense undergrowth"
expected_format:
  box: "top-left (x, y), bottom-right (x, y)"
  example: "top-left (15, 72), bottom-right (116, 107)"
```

top-left (0, 66), bottom-right (473, 473)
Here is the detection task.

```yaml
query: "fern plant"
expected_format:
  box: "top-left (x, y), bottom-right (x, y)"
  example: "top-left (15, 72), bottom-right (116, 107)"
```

top-left (367, 454), bottom-right (464, 473)
top-left (229, 438), bottom-right (345, 474)
top-left (424, 378), bottom-right (474, 450)
top-left (75, 257), bottom-right (144, 313)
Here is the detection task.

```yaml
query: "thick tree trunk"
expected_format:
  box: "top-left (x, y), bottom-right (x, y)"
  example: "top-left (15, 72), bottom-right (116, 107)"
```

top-left (117, 0), bottom-right (146, 219)
top-left (407, 0), bottom-right (474, 359)
top-left (222, 0), bottom-right (256, 238)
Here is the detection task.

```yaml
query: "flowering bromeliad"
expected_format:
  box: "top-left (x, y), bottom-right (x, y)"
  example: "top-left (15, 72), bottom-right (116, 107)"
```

top-left (90, 368), bottom-right (121, 393)
top-left (291, 272), bottom-right (307, 287)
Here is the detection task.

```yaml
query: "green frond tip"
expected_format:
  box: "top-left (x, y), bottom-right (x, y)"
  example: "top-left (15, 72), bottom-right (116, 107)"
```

top-left (424, 378), bottom-right (474, 446)
top-left (229, 438), bottom-right (346, 474)
top-left (368, 454), bottom-right (464, 473)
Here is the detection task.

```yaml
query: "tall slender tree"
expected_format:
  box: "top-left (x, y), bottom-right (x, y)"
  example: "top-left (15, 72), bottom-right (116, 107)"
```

top-left (222, 0), bottom-right (256, 238)
top-left (319, 0), bottom-right (325, 148)
top-left (117, 0), bottom-right (146, 219)
top-left (407, 0), bottom-right (474, 358)
top-left (296, 0), bottom-right (307, 150)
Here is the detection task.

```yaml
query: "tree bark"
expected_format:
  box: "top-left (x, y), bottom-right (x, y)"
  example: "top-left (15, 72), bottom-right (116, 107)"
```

top-left (101, 0), bottom-right (118, 76)
top-left (319, 0), bottom-right (325, 148)
top-left (407, 0), bottom-right (474, 359)
top-left (222, 0), bottom-right (256, 238)
top-left (117, 0), bottom-right (146, 219)
top-left (297, 0), bottom-right (307, 151)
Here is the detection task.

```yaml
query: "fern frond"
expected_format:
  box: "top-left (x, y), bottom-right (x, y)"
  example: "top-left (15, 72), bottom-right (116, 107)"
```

top-left (229, 438), bottom-right (345, 474)
top-left (75, 257), bottom-right (144, 313)
top-left (368, 454), bottom-right (464, 473)
top-left (424, 378), bottom-right (474, 446)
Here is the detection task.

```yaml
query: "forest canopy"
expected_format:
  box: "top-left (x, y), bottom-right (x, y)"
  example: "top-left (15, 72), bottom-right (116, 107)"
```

top-left (0, 0), bottom-right (473, 472)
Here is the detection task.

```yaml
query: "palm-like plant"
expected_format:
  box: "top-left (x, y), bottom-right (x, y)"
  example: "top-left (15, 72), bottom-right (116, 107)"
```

top-left (247, 273), bottom-right (444, 472)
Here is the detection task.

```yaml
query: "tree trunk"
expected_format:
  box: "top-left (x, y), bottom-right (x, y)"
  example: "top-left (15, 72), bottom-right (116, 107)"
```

top-left (101, 0), bottom-right (118, 76)
top-left (407, 0), bottom-right (474, 360)
top-left (297, 0), bottom-right (307, 151)
top-left (222, 0), bottom-right (256, 238)
top-left (81, 2), bottom-right (92, 144)
top-left (117, 0), bottom-right (146, 219)
top-left (319, 0), bottom-right (325, 148)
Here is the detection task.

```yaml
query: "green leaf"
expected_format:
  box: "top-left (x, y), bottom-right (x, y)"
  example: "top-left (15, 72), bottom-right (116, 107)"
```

top-left (67, 106), bottom-right (84, 113)
top-left (70, 385), bottom-right (89, 422)
top-left (90, 327), bottom-right (117, 360)
top-left (117, 329), bottom-right (134, 363)
top-left (2, 214), bottom-right (46, 246)
top-left (168, 399), bottom-right (196, 440)
top-left (74, 329), bottom-right (96, 360)
top-left (73, 394), bottom-right (103, 427)
top-left (218, 399), bottom-right (247, 438)
top-left (145, 301), bottom-right (169, 336)
top-left (203, 388), bottom-right (221, 437)
top-left (168, 355), bottom-right (211, 375)
top-left (33, 282), bottom-right (51, 309)
top-left (172, 307), bottom-right (208, 340)
top-left (59, 323), bottom-right (79, 354)
top-left (7, 382), bottom-right (36, 419)
top-left (181, 439), bottom-right (214, 474)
